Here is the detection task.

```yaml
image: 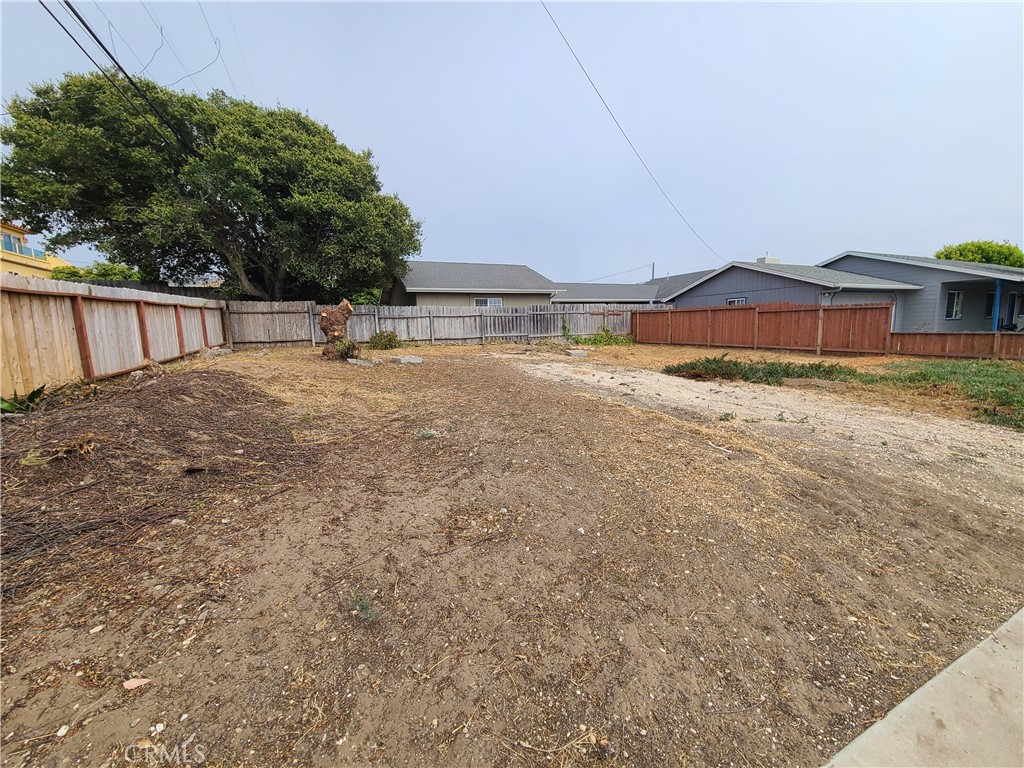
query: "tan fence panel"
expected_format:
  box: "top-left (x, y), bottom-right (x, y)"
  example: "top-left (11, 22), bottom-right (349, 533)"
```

top-left (228, 301), bottom-right (314, 348)
top-left (203, 307), bottom-right (225, 346)
top-left (146, 304), bottom-right (181, 362)
top-left (180, 306), bottom-right (206, 353)
top-left (1, 291), bottom-right (83, 396)
top-left (999, 334), bottom-right (1024, 360)
top-left (1, 275), bottom-right (227, 397)
top-left (83, 298), bottom-right (146, 377)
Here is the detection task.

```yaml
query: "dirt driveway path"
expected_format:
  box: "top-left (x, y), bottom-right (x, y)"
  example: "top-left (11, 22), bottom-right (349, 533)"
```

top-left (2, 347), bottom-right (1021, 768)
top-left (518, 356), bottom-right (1024, 516)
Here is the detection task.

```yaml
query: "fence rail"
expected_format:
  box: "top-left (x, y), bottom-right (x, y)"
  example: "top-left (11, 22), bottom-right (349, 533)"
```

top-left (632, 302), bottom-right (1024, 360)
top-left (228, 302), bottom-right (640, 348)
top-left (2, 275), bottom-right (227, 398)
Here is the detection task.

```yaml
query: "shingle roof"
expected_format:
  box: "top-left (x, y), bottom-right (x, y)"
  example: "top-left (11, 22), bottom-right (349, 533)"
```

top-left (658, 261), bottom-right (923, 300)
top-left (552, 283), bottom-right (662, 303)
top-left (820, 251), bottom-right (1024, 281)
top-left (652, 269), bottom-right (716, 300)
top-left (746, 262), bottom-right (923, 289)
top-left (399, 261), bottom-right (556, 293)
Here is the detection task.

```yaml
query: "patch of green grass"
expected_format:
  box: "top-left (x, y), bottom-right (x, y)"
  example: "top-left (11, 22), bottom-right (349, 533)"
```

top-left (562, 322), bottom-right (634, 347)
top-left (663, 354), bottom-right (1024, 431)
top-left (353, 593), bottom-right (381, 623)
top-left (718, 412), bottom-right (735, 421)
top-left (663, 354), bottom-right (858, 386)
top-left (862, 359), bottom-right (1024, 431)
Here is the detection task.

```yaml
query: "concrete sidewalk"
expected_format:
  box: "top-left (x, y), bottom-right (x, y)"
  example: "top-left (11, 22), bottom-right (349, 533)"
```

top-left (826, 608), bottom-right (1023, 768)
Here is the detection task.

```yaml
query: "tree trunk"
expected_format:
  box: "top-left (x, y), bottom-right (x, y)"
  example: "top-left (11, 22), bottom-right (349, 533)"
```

top-left (320, 300), bottom-right (356, 359)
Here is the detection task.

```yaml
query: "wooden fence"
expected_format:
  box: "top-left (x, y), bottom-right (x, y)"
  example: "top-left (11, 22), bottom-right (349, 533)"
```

top-left (227, 302), bottom-right (640, 348)
top-left (632, 302), bottom-right (1024, 360)
top-left (1, 275), bottom-right (228, 398)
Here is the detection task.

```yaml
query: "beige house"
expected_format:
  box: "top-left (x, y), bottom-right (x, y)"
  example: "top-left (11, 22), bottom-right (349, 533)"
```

top-left (385, 261), bottom-right (556, 307)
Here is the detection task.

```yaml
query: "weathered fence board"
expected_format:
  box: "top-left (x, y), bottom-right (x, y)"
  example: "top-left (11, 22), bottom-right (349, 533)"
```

top-left (236, 303), bottom-right (643, 348)
top-left (1, 275), bottom-right (227, 397)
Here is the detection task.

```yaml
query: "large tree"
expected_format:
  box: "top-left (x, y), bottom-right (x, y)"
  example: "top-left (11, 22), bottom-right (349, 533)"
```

top-left (934, 240), bottom-right (1023, 268)
top-left (1, 71), bottom-right (421, 300)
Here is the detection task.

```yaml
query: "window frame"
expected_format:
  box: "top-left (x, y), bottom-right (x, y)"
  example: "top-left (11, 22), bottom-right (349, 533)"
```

top-left (725, 297), bottom-right (747, 306)
top-left (473, 297), bottom-right (503, 307)
top-left (944, 290), bottom-right (964, 321)
top-left (985, 292), bottom-right (995, 319)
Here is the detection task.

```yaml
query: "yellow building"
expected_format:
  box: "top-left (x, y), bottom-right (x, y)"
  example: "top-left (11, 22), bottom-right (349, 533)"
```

top-left (1, 221), bottom-right (75, 279)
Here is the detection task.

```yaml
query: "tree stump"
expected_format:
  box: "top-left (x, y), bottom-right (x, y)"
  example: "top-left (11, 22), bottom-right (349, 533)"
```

top-left (320, 300), bottom-right (356, 359)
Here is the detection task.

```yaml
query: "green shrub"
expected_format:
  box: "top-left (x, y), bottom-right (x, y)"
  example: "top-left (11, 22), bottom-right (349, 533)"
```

top-left (562, 324), bottom-right (635, 346)
top-left (333, 339), bottom-right (360, 359)
top-left (367, 330), bottom-right (401, 350)
top-left (663, 354), bottom-right (858, 386)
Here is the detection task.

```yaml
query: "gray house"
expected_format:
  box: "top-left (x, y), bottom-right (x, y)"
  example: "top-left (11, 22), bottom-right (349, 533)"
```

top-left (661, 258), bottom-right (922, 310)
top-left (818, 251), bottom-right (1024, 332)
top-left (386, 261), bottom-right (557, 307)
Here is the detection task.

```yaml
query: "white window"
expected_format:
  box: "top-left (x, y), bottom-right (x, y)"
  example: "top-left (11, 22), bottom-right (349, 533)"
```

top-left (726, 297), bottom-right (747, 306)
top-left (985, 293), bottom-right (995, 319)
top-left (474, 297), bottom-right (502, 307)
top-left (944, 290), bottom-right (964, 320)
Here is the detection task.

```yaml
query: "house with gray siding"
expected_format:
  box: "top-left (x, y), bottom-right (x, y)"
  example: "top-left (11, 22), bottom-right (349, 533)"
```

top-left (385, 261), bottom-right (557, 307)
top-left (660, 258), bottom-right (922, 312)
top-left (819, 251), bottom-right (1024, 332)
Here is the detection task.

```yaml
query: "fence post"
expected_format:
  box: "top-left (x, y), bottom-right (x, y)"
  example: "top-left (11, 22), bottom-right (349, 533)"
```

top-left (815, 306), bottom-right (824, 356)
top-left (306, 301), bottom-right (317, 347)
top-left (136, 301), bottom-right (151, 361)
top-left (71, 295), bottom-right (95, 381)
top-left (200, 306), bottom-right (210, 347)
top-left (667, 309), bottom-right (673, 346)
top-left (174, 305), bottom-right (186, 357)
top-left (993, 332), bottom-right (1001, 360)
top-left (480, 309), bottom-right (486, 345)
top-left (428, 309), bottom-right (435, 344)
top-left (752, 306), bottom-right (759, 350)
top-left (373, 306), bottom-right (380, 336)
top-left (706, 308), bottom-right (712, 347)
top-left (220, 304), bottom-right (232, 348)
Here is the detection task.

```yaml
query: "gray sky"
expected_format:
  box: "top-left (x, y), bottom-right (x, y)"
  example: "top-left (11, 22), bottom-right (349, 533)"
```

top-left (3, 1), bottom-right (1022, 279)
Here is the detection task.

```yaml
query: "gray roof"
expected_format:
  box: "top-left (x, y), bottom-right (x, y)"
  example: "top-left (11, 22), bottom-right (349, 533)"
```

top-left (659, 261), bottom-right (923, 300)
top-left (746, 262), bottom-right (923, 289)
top-left (399, 260), bottom-right (556, 293)
top-left (552, 282), bottom-right (661, 303)
top-left (652, 269), bottom-right (716, 300)
top-left (819, 251), bottom-right (1024, 281)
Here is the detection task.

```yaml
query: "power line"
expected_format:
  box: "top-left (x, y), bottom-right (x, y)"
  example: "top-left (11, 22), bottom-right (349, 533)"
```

top-left (162, 39), bottom-right (223, 88)
top-left (224, 1), bottom-right (259, 101)
top-left (61, 0), bottom-right (199, 156)
top-left (196, 0), bottom-right (239, 97)
top-left (140, 1), bottom-right (199, 91)
top-left (90, 2), bottom-right (145, 68)
top-left (539, 1), bottom-right (726, 265)
top-left (581, 263), bottom-right (654, 283)
top-left (36, 0), bottom-right (180, 151)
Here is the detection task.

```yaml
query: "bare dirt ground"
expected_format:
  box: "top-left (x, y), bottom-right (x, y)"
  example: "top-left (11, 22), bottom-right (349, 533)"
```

top-left (2, 344), bottom-right (1021, 768)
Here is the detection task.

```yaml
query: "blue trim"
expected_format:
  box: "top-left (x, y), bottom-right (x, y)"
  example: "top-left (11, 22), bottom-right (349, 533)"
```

top-left (992, 280), bottom-right (1002, 332)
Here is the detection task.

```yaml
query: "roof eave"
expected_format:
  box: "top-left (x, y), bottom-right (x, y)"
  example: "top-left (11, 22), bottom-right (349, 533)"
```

top-left (820, 251), bottom-right (1024, 281)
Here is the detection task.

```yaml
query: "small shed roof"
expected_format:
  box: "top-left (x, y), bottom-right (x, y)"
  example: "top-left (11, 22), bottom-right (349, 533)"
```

top-left (399, 261), bottom-right (556, 293)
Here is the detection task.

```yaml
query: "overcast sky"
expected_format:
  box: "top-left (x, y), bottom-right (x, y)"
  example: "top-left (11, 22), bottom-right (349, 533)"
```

top-left (3, 1), bottom-right (1022, 280)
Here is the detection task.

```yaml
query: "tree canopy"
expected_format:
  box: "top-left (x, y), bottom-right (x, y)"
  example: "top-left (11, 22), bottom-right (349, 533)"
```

top-left (934, 240), bottom-right (1024, 268)
top-left (51, 261), bottom-right (141, 282)
top-left (1, 71), bottom-right (421, 300)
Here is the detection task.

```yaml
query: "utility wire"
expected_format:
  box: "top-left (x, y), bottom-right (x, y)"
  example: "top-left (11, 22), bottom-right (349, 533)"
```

top-left (90, 1), bottom-right (145, 67)
top-left (540, 1), bottom-right (725, 264)
top-left (62, 0), bottom-right (199, 156)
top-left (36, 0), bottom-right (180, 151)
top-left (581, 268), bottom-right (651, 286)
top-left (140, 1), bottom-right (199, 91)
top-left (196, 0), bottom-right (239, 97)
top-left (224, 1), bottom-right (259, 101)
top-left (161, 39), bottom-right (223, 88)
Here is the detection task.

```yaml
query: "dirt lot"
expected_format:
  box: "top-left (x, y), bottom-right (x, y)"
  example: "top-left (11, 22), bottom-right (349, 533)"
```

top-left (2, 344), bottom-right (1021, 768)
